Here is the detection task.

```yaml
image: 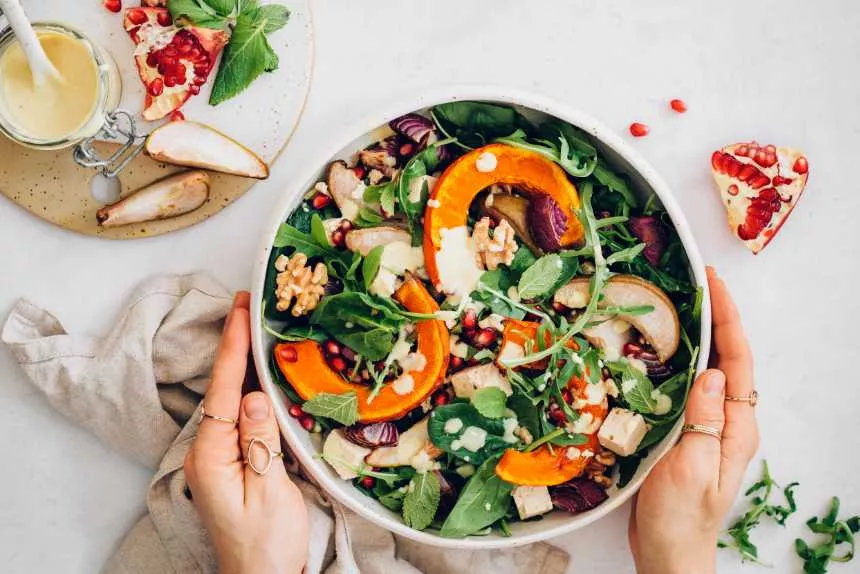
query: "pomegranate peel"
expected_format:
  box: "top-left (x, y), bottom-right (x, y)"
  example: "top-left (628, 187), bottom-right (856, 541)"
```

top-left (711, 141), bottom-right (809, 254)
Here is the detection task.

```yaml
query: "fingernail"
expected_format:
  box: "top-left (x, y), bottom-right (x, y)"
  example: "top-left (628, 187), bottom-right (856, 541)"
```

top-left (704, 371), bottom-right (726, 395)
top-left (245, 394), bottom-right (270, 420)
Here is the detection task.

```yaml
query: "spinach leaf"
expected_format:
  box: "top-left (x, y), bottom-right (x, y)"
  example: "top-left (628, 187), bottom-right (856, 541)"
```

top-left (301, 391), bottom-right (358, 426)
top-left (508, 247), bottom-right (538, 275)
top-left (273, 222), bottom-right (343, 260)
top-left (428, 403), bottom-right (511, 466)
top-left (608, 360), bottom-right (657, 414)
top-left (592, 160), bottom-right (636, 207)
top-left (432, 102), bottom-right (525, 146)
top-left (616, 449), bottom-right (647, 488)
top-left (471, 387), bottom-right (508, 419)
top-left (471, 268), bottom-right (525, 319)
top-left (402, 471), bottom-right (441, 531)
top-left (310, 292), bottom-right (404, 360)
top-left (440, 456), bottom-right (514, 538)
top-left (309, 213), bottom-right (330, 248)
top-left (507, 391), bottom-right (541, 439)
top-left (517, 254), bottom-right (564, 300)
top-left (362, 245), bottom-right (384, 291)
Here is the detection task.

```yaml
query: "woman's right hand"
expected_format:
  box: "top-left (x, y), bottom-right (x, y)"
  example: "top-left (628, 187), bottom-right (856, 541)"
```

top-left (628, 267), bottom-right (760, 574)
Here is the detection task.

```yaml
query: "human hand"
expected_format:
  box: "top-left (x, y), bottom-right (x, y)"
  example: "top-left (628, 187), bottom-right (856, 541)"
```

top-left (628, 267), bottom-right (759, 574)
top-left (184, 292), bottom-right (308, 574)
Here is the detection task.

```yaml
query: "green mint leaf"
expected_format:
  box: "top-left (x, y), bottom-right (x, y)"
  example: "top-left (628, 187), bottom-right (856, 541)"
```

top-left (517, 253), bottom-right (563, 300)
top-left (206, 0), bottom-right (237, 16)
top-left (402, 471), bottom-right (441, 531)
top-left (471, 387), bottom-right (508, 419)
top-left (209, 4), bottom-right (289, 105)
top-left (428, 403), bottom-right (511, 466)
top-left (168, 0), bottom-right (227, 28)
top-left (362, 245), bottom-right (384, 291)
top-left (301, 392), bottom-right (358, 426)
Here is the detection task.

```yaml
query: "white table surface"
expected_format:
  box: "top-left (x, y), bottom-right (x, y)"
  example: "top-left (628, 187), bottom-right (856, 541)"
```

top-left (2, 1), bottom-right (859, 572)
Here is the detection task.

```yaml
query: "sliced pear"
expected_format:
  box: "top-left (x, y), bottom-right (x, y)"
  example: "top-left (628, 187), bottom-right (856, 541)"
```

top-left (96, 170), bottom-right (209, 227)
top-left (366, 416), bottom-right (441, 468)
top-left (326, 160), bottom-right (364, 220)
top-left (345, 225), bottom-right (411, 255)
top-left (145, 121), bottom-right (268, 179)
top-left (554, 274), bottom-right (680, 362)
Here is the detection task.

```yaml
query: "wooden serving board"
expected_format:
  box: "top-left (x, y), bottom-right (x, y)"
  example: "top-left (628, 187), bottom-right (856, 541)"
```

top-left (0, 0), bottom-right (313, 239)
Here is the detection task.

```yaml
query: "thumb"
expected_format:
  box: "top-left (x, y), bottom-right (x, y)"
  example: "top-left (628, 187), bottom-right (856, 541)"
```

top-left (678, 369), bottom-right (726, 482)
top-left (239, 392), bottom-right (289, 494)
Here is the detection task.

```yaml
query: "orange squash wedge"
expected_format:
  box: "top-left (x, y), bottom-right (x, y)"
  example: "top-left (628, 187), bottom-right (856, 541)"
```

top-left (274, 278), bottom-right (449, 423)
top-left (494, 321), bottom-right (608, 486)
top-left (424, 143), bottom-right (584, 288)
top-left (496, 319), bottom-right (578, 370)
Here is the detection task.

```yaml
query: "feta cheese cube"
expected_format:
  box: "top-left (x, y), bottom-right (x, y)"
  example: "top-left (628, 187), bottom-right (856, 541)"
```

top-left (449, 363), bottom-right (512, 399)
top-left (322, 429), bottom-right (370, 480)
top-left (597, 407), bottom-right (648, 456)
top-left (512, 486), bottom-right (553, 519)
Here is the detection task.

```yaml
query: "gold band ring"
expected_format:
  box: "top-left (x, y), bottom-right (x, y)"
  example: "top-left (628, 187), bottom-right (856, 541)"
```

top-left (200, 403), bottom-right (238, 425)
top-left (244, 437), bottom-right (284, 476)
top-left (725, 389), bottom-right (758, 406)
top-left (681, 423), bottom-right (722, 441)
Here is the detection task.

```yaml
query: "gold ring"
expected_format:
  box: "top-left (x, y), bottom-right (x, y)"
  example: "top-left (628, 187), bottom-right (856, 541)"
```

top-left (244, 437), bottom-right (284, 476)
top-left (682, 423), bottom-right (722, 440)
top-left (199, 403), bottom-right (238, 425)
top-left (725, 390), bottom-right (758, 406)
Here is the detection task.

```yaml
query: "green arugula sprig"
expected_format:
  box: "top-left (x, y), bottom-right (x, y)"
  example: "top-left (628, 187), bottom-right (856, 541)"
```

top-left (718, 460), bottom-right (799, 564)
top-left (168, 0), bottom-right (290, 105)
top-left (795, 497), bottom-right (860, 574)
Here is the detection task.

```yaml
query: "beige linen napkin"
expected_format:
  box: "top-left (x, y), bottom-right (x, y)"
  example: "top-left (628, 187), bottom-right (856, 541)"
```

top-left (2, 273), bottom-right (569, 574)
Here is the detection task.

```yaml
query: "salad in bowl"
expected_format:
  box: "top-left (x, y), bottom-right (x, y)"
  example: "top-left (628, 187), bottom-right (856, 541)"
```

top-left (256, 96), bottom-right (706, 542)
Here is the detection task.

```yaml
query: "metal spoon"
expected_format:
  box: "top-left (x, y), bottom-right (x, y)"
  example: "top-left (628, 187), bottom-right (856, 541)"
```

top-left (0, 0), bottom-right (62, 87)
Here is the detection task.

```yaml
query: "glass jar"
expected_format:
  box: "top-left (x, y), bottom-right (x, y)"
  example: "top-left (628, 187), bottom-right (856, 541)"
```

top-left (0, 22), bottom-right (122, 150)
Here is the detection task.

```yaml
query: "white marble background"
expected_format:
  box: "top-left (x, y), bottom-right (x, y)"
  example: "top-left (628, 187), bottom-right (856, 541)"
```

top-left (2, 1), bottom-right (858, 572)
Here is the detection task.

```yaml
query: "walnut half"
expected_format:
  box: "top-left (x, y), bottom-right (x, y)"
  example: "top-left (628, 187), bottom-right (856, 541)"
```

top-left (472, 217), bottom-right (519, 270)
top-left (274, 253), bottom-right (328, 317)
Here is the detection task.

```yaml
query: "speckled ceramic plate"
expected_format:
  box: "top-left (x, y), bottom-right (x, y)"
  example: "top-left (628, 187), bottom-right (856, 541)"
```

top-left (0, 0), bottom-right (313, 239)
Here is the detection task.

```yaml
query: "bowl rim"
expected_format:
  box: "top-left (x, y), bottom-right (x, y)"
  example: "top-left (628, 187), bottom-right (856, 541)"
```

top-left (250, 85), bottom-right (712, 549)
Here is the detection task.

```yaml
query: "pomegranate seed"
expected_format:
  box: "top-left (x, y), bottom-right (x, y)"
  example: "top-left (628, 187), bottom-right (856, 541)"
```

top-left (360, 476), bottom-right (375, 488)
top-left (339, 220), bottom-right (354, 231)
top-left (764, 144), bottom-right (776, 153)
top-left (623, 342), bottom-right (642, 356)
top-left (449, 356), bottom-right (464, 370)
top-left (128, 27), bottom-right (141, 43)
top-left (710, 151), bottom-right (722, 171)
top-left (629, 122), bottom-right (649, 137)
top-left (399, 143), bottom-right (414, 156)
top-left (163, 46), bottom-right (178, 58)
top-left (299, 414), bottom-right (315, 432)
top-left (324, 340), bottom-right (341, 356)
top-left (561, 389), bottom-right (573, 404)
top-left (278, 345), bottom-right (298, 363)
top-left (793, 156), bottom-right (808, 174)
top-left (288, 404), bottom-right (303, 418)
top-left (552, 301), bottom-right (569, 313)
top-left (341, 347), bottom-right (356, 362)
top-left (726, 158), bottom-right (742, 178)
top-left (669, 99), bottom-right (687, 113)
top-left (753, 149), bottom-right (767, 167)
top-left (549, 406), bottom-right (567, 426)
top-left (127, 8), bottom-right (147, 24)
top-left (472, 328), bottom-right (496, 349)
top-left (432, 390), bottom-right (450, 406)
top-left (146, 52), bottom-right (158, 68)
top-left (735, 145), bottom-right (749, 157)
top-left (462, 309), bottom-right (478, 330)
top-left (193, 76), bottom-right (207, 86)
top-left (749, 174), bottom-right (770, 189)
top-left (331, 230), bottom-right (345, 247)
top-left (353, 166), bottom-right (366, 180)
top-left (195, 64), bottom-right (210, 75)
top-left (168, 110), bottom-right (184, 122)
top-left (772, 175), bottom-right (793, 187)
top-left (737, 164), bottom-right (757, 182)
top-left (329, 356), bottom-right (347, 372)
top-left (178, 43), bottom-right (193, 55)
top-left (148, 78), bottom-right (164, 96)
top-left (156, 10), bottom-right (172, 26)
top-left (174, 63), bottom-right (187, 77)
top-left (487, 218), bottom-right (497, 229)
top-left (310, 192), bottom-right (331, 210)
top-left (103, 0), bottom-right (121, 13)
top-left (727, 184), bottom-right (739, 196)
top-left (189, 85), bottom-right (200, 95)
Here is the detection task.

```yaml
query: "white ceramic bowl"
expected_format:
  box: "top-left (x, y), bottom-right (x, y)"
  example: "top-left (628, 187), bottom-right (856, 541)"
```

top-left (251, 87), bottom-right (712, 549)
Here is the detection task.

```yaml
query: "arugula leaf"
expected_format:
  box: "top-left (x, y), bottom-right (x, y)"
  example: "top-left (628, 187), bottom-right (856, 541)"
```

top-left (496, 125), bottom-right (596, 178)
top-left (718, 460), bottom-right (799, 564)
top-left (592, 160), bottom-right (636, 207)
top-left (301, 392), bottom-right (358, 426)
top-left (402, 471), bottom-right (441, 531)
top-left (209, 3), bottom-right (290, 105)
top-left (517, 254), bottom-right (564, 300)
top-left (795, 497), bottom-right (860, 574)
top-left (273, 222), bottom-right (341, 258)
top-left (309, 213), bottom-right (330, 248)
top-left (168, 0), bottom-right (227, 28)
top-left (471, 387), bottom-right (508, 419)
top-left (440, 456), bottom-right (514, 538)
top-left (362, 245), bottom-right (384, 291)
top-left (428, 403), bottom-right (512, 466)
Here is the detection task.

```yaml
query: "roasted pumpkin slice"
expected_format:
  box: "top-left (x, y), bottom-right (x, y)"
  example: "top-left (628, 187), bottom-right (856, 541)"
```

top-left (496, 319), bottom-right (578, 369)
top-left (274, 278), bottom-right (449, 422)
top-left (494, 321), bottom-right (608, 486)
top-left (424, 143), bottom-right (584, 289)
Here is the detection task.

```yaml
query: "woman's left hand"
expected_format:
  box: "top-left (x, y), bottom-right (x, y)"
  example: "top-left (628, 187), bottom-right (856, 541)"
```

top-left (184, 292), bottom-right (309, 574)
